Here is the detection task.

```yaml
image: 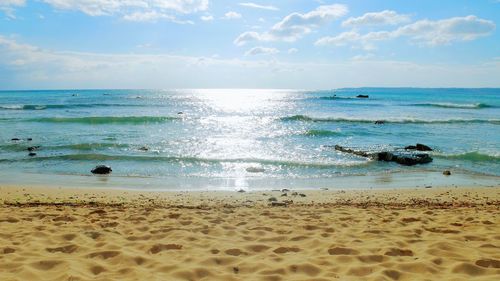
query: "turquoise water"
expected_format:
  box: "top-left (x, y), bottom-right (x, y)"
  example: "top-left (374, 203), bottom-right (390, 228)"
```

top-left (0, 88), bottom-right (499, 190)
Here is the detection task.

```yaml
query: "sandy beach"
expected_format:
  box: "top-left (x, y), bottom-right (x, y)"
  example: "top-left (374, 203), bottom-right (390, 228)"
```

top-left (0, 185), bottom-right (499, 281)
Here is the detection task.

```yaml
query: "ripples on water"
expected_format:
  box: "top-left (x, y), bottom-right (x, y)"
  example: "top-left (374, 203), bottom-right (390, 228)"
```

top-left (0, 88), bottom-right (498, 189)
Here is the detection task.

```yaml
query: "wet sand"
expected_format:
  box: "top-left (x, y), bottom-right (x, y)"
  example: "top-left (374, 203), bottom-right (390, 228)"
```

top-left (0, 185), bottom-right (499, 281)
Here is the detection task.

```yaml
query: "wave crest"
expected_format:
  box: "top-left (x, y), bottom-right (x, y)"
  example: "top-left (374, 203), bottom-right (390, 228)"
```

top-left (434, 152), bottom-right (499, 162)
top-left (27, 116), bottom-right (180, 124)
top-left (302, 130), bottom-right (342, 137)
top-left (0, 104), bottom-right (144, 110)
top-left (411, 102), bottom-right (494, 109)
top-left (6, 153), bottom-right (371, 168)
top-left (280, 115), bottom-right (500, 125)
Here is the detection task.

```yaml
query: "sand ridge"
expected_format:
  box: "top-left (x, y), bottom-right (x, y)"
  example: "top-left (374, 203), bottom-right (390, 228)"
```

top-left (0, 186), bottom-right (499, 281)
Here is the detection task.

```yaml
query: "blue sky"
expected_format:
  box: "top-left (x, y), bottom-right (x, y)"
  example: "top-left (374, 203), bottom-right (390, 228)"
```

top-left (0, 0), bottom-right (499, 89)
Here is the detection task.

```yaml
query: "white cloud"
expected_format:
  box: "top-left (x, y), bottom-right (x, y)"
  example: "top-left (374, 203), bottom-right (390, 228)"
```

top-left (37, 0), bottom-right (208, 23)
top-left (342, 10), bottom-right (410, 27)
top-left (234, 4), bottom-right (348, 46)
top-left (239, 2), bottom-right (278, 11)
top-left (0, 0), bottom-right (25, 18)
top-left (2, 35), bottom-right (499, 89)
top-left (244, 46), bottom-right (279, 56)
top-left (287, 48), bottom-right (298, 54)
top-left (123, 11), bottom-right (193, 24)
top-left (315, 31), bottom-right (391, 47)
top-left (200, 15), bottom-right (213, 21)
top-left (0, 0), bottom-right (24, 5)
top-left (394, 15), bottom-right (496, 45)
top-left (223, 11), bottom-right (242, 19)
top-left (317, 15), bottom-right (496, 47)
top-left (43, 0), bottom-right (209, 15)
top-left (234, 31), bottom-right (266, 46)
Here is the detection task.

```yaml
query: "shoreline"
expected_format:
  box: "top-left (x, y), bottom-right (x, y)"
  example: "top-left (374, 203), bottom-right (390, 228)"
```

top-left (0, 169), bottom-right (498, 192)
top-left (1, 185), bottom-right (499, 281)
top-left (1, 184), bottom-right (500, 207)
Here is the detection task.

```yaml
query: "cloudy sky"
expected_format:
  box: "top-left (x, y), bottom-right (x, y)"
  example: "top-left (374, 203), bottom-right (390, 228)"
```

top-left (0, 0), bottom-right (499, 89)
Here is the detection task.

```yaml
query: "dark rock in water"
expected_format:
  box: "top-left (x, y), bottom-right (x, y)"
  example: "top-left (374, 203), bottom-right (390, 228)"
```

top-left (27, 146), bottom-right (40, 152)
top-left (416, 143), bottom-right (432, 151)
top-left (392, 153), bottom-right (433, 166)
top-left (237, 189), bottom-right (246, 193)
top-left (334, 145), bottom-right (370, 158)
top-left (443, 170), bottom-right (451, 176)
top-left (27, 138), bottom-right (33, 141)
top-left (11, 138), bottom-right (20, 141)
top-left (280, 188), bottom-right (290, 192)
top-left (335, 145), bottom-right (432, 166)
top-left (405, 143), bottom-right (432, 151)
top-left (299, 193), bottom-right (306, 197)
top-left (177, 112), bottom-right (184, 115)
top-left (374, 120), bottom-right (385, 124)
top-left (138, 146), bottom-right (149, 151)
top-left (268, 197), bottom-right (277, 202)
top-left (28, 152), bottom-right (37, 157)
top-left (425, 186), bottom-right (432, 189)
top-left (91, 165), bottom-right (112, 175)
top-left (356, 95), bottom-right (369, 98)
top-left (377, 152), bottom-right (394, 161)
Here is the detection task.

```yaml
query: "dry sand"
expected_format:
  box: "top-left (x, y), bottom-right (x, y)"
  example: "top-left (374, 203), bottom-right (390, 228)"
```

top-left (0, 185), bottom-right (499, 281)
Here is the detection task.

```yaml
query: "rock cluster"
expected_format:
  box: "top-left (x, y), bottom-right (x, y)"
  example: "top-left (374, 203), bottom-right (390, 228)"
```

top-left (334, 145), bottom-right (433, 166)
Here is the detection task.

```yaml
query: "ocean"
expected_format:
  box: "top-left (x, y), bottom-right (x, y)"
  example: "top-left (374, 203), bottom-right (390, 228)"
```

top-left (0, 88), bottom-right (498, 190)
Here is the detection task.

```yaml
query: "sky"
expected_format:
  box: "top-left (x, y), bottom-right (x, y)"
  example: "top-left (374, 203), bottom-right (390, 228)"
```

top-left (0, 0), bottom-right (499, 90)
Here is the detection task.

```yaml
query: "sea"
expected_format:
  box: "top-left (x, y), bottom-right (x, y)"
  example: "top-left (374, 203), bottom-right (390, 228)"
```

top-left (0, 88), bottom-right (498, 191)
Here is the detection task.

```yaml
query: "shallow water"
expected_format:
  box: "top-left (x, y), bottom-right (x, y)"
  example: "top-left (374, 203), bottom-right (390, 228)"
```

top-left (0, 88), bottom-right (498, 190)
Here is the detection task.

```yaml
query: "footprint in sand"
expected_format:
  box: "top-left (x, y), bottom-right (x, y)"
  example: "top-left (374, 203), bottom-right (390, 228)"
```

top-left (87, 250), bottom-right (121, 259)
top-left (475, 259), bottom-right (500, 268)
top-left (273, 247), bottom-right (300, 254)
top-left (133, 256), bottom-right (148, 265)
top-left (46, 244), bottom-right (78, 254)
top-left (30, 260), bottom-right (64, 271)
top-left (100, 221), bottom-right (119, 228)
top-left (61, 233), bottom-right (77, 241)
top-left (401, 217), bottom-right (420, 223)
top-left (52, 215), bottom-right (76, 222)
top-left (149, 244), bottom-right (182, 254)
top-left (357, 255), bottom-right (386, 263)
top-left (225, 248), bottom-right (245, 256)
top-left (84, 231), bottom-right (102, 240)
top-left (89, 265), bottom-right (107, 275)
top-left (290, 235), bottom-right (308, 241)
top-left (328, 247), bottom-right (359, 255)
top-left (2, 247), bottom-right (16, 254)
top-left (383, 269), bottom-right (402, 280)
top-left (245, 244), bottom-right (270, 253)
top-left (88, 209), bottom-right (107, 216)
top-left (384, 248), bottom-right (413, 256)
top-left (288, 264), bottom-right (321, 276)
top-left (0, 217), bottom-right (19, 223)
